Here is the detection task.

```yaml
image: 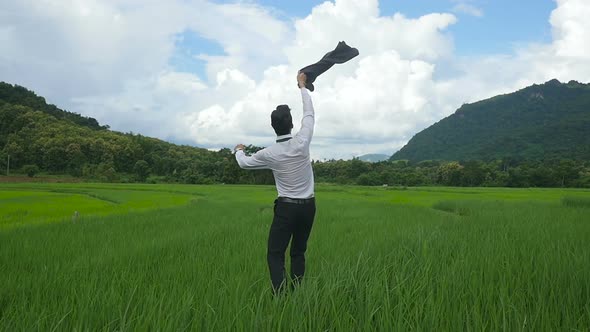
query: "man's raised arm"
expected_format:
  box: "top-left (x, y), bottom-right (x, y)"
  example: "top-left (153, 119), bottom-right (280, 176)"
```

top-left (295, 73), bottom-right (315, 146)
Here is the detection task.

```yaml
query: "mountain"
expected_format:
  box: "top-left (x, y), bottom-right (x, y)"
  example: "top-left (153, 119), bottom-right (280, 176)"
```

top-left (0, 82), bottom-right (107, 130)
top-left (0, 81), bottom-right (237, 183)
top-left (391, 79), bottom-right (590, 162)
top-left (358, 154), bottom-right (390, 162)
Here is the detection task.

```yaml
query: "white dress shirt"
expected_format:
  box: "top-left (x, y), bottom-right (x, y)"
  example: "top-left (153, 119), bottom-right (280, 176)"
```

top-left (235, 88), bottom-right (315, 199)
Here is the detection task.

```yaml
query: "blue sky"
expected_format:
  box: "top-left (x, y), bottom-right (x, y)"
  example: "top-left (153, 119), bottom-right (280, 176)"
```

top-left (171, 30), bottom-right (224, 79)
top-left (173, 0), bottom-right (556, 79)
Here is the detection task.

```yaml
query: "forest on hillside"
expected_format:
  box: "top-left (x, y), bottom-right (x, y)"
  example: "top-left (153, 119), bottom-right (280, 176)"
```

top-left (1, 82), bottom-right (589, 187)
top-left (393, 79), bottom-right (590, 162)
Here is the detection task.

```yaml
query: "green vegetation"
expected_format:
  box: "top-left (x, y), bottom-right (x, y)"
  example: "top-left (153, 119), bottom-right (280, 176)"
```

top-left (392, 79), bottom-right (590, 162)
top-left (561, 195), bottom-right (590, 209)
top-left (0, 82), bottom-right (273, 185)
top-left (0, 82), bottom-right (106, 130)
top-left (1, 184), bottom-right (589, 330)
top-left (0, 183), bottom-right (194, 228)
top-left (21, 164), bottom-right (40, 177)
top-left (2, 81), bottom-right (590, 188)
top-left (314, 158), bottom-right (590, 187)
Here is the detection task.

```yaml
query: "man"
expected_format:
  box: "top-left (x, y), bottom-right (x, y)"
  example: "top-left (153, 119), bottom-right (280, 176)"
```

top-left (234, 72), bottom-right (316, 294)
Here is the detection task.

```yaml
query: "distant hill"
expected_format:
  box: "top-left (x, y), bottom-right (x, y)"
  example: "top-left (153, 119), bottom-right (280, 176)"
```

top-left (391, 79), bottom-right (590, 162)
top-left (0, 81), bottom-right (238, 183)
top-left (0, 82), bottom-right (107, 130)
top-left (358, 154), bottom-right (390, 162)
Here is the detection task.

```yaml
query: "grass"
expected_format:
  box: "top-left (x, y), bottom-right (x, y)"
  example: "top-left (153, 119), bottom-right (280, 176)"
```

top-left (1, 184), bottom-right (589, 330)
top-left (0, 183), bottom-right (196, 228)
top-left (562, 195), bottom-right (590, 209)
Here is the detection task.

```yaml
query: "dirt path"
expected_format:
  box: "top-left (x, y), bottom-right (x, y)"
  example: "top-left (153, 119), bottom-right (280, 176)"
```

top-left (0, 175), bottom-right (82, 183)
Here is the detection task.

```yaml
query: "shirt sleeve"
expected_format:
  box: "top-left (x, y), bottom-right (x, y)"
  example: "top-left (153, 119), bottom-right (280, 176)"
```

top-left (235, 149), bottom-right (270, 170)
top-left (294, 88), bottom-right (315, 146)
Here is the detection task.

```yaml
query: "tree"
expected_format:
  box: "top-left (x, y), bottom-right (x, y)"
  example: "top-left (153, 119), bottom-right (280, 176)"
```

top-left (0, 151), bottom-right (6, 173)
top-left (357, 172), bottom-right (381, 186)
top-left (43, 145), bottom-right (67, 172)
top-left (349, 158), bottom-right (369, 179)
top-left (96, 162), bottom-right (117, 182)
top-left (22, 164), bottom-right (40, 177)
top-left (529, 166), bottom-right (555, 187)
top-left (461, 161), bottom-right (486, 186)
top-left (3, 141), bottom-right (24, 169)
top-left (554, 159), bottom-right (580, 187)
top-left (66, 143), bottom-right (84, 176)
top-left (438, 162), bottom-right (463, 186)
top-left (133, 160), bottom-right (150, 182)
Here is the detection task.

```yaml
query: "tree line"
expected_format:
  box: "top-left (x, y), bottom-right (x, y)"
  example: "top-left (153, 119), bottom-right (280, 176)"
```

top-left (314, 158), bottom-right (590, 188)
top-left (1, 82), bottom-right (589, 188)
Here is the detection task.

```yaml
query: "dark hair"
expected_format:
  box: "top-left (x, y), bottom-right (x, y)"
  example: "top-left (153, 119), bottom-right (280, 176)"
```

top-left (271, 104), bottom-right (293, 135)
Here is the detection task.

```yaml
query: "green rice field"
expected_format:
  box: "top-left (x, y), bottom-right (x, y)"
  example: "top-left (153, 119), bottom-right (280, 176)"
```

top-left (1, 183), bottom-right (589, 330)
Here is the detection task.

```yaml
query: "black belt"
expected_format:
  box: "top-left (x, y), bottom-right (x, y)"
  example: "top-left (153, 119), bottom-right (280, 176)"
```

top-left (277, 197), bottom-right (315, 204)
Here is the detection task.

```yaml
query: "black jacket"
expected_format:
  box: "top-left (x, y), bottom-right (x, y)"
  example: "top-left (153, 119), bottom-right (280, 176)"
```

top-left (299, 41), bottom-right (359, 91)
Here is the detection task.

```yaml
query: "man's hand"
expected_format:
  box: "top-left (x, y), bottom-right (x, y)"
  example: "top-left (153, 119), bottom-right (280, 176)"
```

top-left (234, 144), bottom-right (245, 153)
top-left (297, 72), bottom-right (307, 89)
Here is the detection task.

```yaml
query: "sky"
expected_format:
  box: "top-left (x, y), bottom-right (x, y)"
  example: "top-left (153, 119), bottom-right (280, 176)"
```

top-left (1, 0), bottom-right (590, 160)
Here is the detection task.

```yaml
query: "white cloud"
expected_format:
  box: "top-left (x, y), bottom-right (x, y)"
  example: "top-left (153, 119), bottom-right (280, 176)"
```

top-left (181, 0), bottom-right (459, 159)
top-left (2, 0), bottom-right (590, 160)
top-left (186, 1), bottom-right (293, 81)
top-left (550, 0), bottom-right (590, 57)
top-left (452, 3), bottom-right (483, 17)
top-left (0, 0), bottom-right (185, 97)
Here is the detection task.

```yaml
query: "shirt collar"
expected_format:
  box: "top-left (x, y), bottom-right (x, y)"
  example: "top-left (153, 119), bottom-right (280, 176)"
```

top-left (276, 134), bottom-right (292, 143)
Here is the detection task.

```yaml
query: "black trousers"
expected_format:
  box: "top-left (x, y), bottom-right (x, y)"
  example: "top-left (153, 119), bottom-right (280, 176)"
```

top-left (267, 199), bottom-right (316, 293)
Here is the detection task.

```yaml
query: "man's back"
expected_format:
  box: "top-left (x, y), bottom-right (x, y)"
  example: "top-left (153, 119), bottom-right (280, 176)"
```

top-left (263, 138), bottom-right (315, 198)
top-left (235, 87), bottom-right (315, 199)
